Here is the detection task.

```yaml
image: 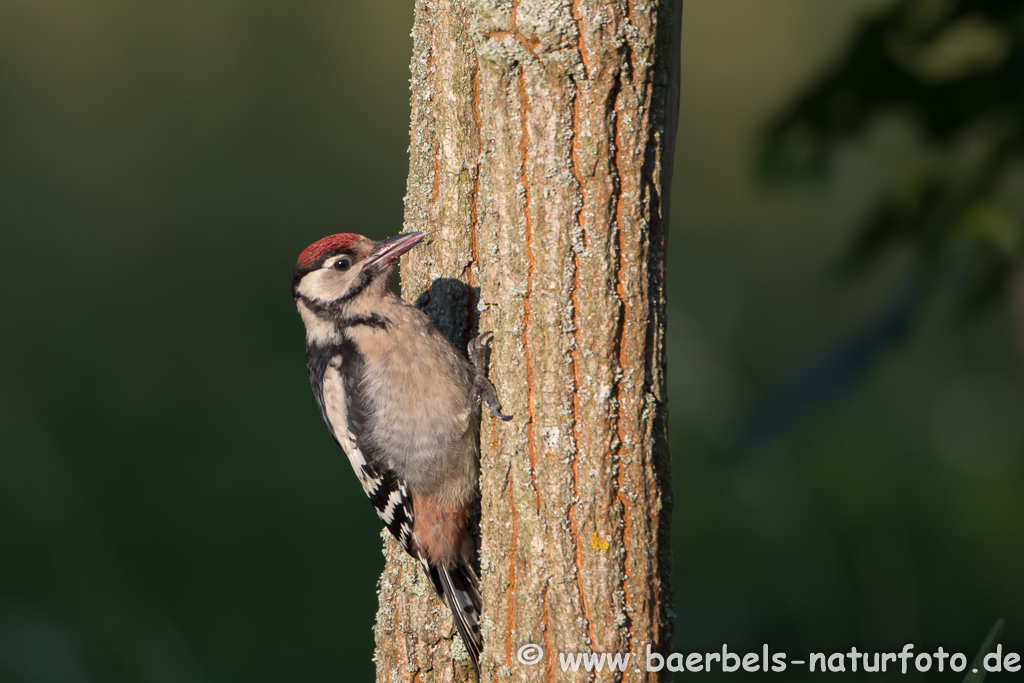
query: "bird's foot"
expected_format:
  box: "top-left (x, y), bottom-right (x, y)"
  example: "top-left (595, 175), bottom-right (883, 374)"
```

top-left (466, 331), bottom-right (512, 422)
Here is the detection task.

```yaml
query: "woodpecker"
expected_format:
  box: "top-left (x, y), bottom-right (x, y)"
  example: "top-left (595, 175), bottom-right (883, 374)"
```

top-left (292, 231), bottom-right (510, 676)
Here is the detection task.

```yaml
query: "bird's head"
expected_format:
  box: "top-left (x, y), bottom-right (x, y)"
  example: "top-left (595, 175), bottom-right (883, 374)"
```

top-left (291, 231), bottom-right (425, 306)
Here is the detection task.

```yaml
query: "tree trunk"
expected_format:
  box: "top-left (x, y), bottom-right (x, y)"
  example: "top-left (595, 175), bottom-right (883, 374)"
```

top-left (373, 1), bottom-right (682, 681)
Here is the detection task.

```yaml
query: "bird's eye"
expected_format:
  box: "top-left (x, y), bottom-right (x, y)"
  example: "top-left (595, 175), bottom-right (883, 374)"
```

top-left (332, 256), bottom-right (352, 271)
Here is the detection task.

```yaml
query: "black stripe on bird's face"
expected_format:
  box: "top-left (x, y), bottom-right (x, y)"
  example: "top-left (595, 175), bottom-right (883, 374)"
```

top-left (292, 246), bottom-right (383, 307)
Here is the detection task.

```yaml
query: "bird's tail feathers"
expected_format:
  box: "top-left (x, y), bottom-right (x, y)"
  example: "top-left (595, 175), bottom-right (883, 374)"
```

top-left (423, 558), bottom-right (482, 678)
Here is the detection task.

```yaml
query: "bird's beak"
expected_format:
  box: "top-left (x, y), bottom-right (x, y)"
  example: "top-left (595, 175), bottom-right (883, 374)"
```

top-left (364, 231), bottom-right (426, 271)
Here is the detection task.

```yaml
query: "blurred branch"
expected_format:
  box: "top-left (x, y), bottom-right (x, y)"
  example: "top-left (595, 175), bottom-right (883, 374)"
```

top-left (735, 278), bottom-right (923, 453)
top-left (961, 618), bottom-right (1004, 683)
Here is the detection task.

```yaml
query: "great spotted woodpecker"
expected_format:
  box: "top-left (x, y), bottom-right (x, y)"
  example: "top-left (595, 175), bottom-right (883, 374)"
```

top-left (292, 231), bottom-right (510, 675)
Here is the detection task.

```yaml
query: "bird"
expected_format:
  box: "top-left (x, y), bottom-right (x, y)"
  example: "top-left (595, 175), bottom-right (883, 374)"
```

top-left (291, 230), bottom-right (510, 677)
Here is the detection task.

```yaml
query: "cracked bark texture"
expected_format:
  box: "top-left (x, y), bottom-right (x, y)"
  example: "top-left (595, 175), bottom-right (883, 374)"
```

top-left (373, 1), bottom-right (682, 681)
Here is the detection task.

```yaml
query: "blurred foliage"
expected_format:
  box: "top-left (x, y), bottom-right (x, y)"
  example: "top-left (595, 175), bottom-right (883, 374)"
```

top-left (761, 0), bottom-right (1024, 311)
top-left (0, 1), bottom-right (415, 680)
top-left (671, 3), bottom-right (1024, 681)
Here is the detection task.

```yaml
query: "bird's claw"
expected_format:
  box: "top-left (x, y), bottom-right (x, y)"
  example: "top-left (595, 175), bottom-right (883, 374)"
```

top-left (468, 331), bottom-right (494, 372)
top-left (466, 331), bottom-right (513, 421)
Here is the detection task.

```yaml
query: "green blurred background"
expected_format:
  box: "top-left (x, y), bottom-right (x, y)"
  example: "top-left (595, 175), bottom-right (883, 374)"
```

top-left (2, 0), bottom-right (1022, 680)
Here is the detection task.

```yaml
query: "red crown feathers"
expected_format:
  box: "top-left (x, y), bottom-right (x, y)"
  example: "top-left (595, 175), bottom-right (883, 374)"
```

top-left (296, 233), bottom-right (361, 269)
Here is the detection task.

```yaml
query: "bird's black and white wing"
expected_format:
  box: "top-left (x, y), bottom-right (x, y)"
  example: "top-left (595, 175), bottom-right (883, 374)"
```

top-left (353, 455), bottom-right (416, 554)
top-left (309, 343), bottom-right (415, 553)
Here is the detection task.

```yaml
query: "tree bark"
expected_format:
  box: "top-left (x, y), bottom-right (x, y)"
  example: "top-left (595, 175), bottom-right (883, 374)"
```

top-left (373, 1), bottom-right (682, 681)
